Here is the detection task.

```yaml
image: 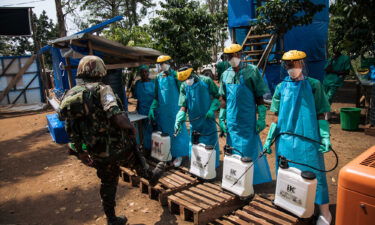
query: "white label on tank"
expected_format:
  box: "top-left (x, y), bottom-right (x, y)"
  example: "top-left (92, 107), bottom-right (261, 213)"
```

top-left (278, 180), bottom-right (306, 207)
top-left (224, 169), bottom-right (242, 185)
top-left (193, 156), bottom-right (204, 169)
top-left (152, 141), bottom-right (162, 156)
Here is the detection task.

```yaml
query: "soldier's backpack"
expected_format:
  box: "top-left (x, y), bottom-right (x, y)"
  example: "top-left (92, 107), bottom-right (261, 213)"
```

top-left (59, 83), bottom-right (99, 120)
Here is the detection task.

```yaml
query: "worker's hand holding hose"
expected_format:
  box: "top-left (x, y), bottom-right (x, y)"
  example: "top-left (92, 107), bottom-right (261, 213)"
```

top-left (318, 120), bottom-right (331, 153)
top-left (219, 108), bottom-right (227, 136)
top-left (174, 110), bottom-right (186, 136)
top-left (263, 122), bottom-right (278, 154)
top-left (256, 104), bottom-right (267, 133)
top-left (205, 98), bottom-right (220, 119)
top-left (148, 99), bottom-right (159, 120)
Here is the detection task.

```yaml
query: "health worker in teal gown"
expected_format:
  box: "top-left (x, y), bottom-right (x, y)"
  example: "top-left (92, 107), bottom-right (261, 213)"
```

top-left (174, 66), bottom-right (220, 167)
top-left (323, 48), bottom-right (351, 104)
top-left (263, 50), bottom-right (333, 225)
top-left (148, 55), bottom-right (189, 167)
top-left (133, 65), bottom-right (154, 150)
top-left (219, 43), bottom-right (272, 185)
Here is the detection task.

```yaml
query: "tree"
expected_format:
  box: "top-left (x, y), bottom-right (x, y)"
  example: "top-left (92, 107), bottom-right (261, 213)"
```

top-left (253, 0), bottom-right (325, 35)
top-left (55, 0), bottom-right (67, 37)
top-left (104, 25), bottom-right (155, 48)
top-left (150, 0), bottom-right (218, 68)
top-left (71, 0), bottom-right (155, 29)
top-left (205, 0), bottom-right (228, 61)
top-left (329, 0), bottom-right (375, 57)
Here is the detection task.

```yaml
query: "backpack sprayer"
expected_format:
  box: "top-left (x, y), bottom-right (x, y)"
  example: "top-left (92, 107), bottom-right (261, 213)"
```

top-left (269, 132), bottom-right (339, 218)
top-left (221, 144), bottom-right (264, 198)
top-left (189, 130), bottom-right (219, 179)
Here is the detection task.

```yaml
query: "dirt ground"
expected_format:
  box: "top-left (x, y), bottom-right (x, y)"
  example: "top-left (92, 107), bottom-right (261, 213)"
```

top-left (1, 81), bottom-right (374, 225)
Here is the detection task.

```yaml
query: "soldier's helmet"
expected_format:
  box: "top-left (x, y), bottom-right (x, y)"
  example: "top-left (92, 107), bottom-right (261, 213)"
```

top-left (76, 55), bottom-right (107, 78)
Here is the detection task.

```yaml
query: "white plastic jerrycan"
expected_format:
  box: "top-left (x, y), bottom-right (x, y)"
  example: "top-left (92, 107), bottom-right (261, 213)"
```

top-left (189, 143), bottom-right (216, 180)
top-left (151, 131), bottom-right (172, 162)
top-left (274, 156), bottom-right (317, 218)
top-left (221, 145), bottom-right (254, 198)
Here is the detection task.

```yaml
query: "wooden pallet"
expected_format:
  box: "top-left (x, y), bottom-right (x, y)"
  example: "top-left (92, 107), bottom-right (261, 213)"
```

top-left (365, 126), bottom-right (375, 136)
top-left (210, 195), bottom-right (302, 225)
top-left (168, 182), bottom-right (247, 225)
top-left (140, 168), bottom-right (200, 206)
top-left (120, 166), bottom-right (140, 187)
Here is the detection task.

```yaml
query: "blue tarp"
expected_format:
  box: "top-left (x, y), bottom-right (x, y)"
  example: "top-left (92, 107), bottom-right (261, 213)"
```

top-left (76, 16), bottom-right (123, 34)
top-left (229, 0), bottom-right (329, 92)
top-left (228, 0), bottom-right (255, 28)
top-left (228, 0), bottom-right (328, 28)
top-left (283, 21), bottom-right (328, 62)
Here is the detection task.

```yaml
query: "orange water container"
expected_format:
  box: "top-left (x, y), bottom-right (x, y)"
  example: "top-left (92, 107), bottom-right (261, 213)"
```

top-left (336, 145), bottom-right (375, 225)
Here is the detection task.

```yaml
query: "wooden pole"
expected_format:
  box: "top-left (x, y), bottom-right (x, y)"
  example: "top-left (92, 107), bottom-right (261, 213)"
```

top-left (65, 57), bottom-right (74, 88)
top-left (30, 8), bottom-right (49, 101)
top-left (88, 40), bottom-right (94, 55)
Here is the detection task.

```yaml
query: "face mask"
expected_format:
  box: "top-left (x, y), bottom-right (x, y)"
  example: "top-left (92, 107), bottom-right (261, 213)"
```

top-left (161, 64), bottom-right (170, 72)
top-left (287, 68), bottom-right (303, 79)
top-left (185, 77), bottom-right (194, 86)
top-left (229, 57), bottom-right (241, 68)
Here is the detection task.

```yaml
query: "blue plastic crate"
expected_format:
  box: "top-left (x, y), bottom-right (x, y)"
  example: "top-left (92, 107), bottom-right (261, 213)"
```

top-left (46, 113), bottom-right (69, 144)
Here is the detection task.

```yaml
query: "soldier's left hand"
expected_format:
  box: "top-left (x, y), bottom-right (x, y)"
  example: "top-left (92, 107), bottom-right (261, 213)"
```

top-left (79, 152), bottom-right (93, 166)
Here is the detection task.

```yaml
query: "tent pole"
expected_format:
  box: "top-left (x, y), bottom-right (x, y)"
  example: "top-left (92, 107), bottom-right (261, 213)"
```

top-left (65, 57), bottom-right (74, 88)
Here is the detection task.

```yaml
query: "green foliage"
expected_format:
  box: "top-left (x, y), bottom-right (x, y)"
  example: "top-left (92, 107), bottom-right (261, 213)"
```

top-left (329, 0), bottom-right (375, 57)
top-left (150, 0), bottom-right (218, 68)
top-left (103, 26), bottom-right (155, 48)
top-left (254, 0), bottom-right (325, 34)
top-left (205, 0), bottom-right (228, 61)
top-left (73, 0), bottom-right (155, 29)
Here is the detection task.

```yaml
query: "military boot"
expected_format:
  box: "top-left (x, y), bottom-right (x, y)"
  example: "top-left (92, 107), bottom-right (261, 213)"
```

top-left (107, 216), bottom-right (127, 225)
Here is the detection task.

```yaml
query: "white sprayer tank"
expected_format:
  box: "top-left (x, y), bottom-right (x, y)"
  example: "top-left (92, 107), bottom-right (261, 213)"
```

top-left (189, 143), bottom-right (216, 180)
top-left (221, 154), bottom-right (254, 198)
top-left (151, 131), bottom-right (172, 162)
top-left (274, 165), bottom-right (317, 218)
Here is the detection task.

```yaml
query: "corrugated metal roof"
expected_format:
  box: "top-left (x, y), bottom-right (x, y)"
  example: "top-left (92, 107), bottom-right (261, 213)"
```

top-left (49, 33), bottom-right (162, 67)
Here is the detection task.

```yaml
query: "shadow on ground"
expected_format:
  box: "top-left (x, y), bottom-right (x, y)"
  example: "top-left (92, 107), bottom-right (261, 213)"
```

top-left (0, 128), bottom-right (68, 187)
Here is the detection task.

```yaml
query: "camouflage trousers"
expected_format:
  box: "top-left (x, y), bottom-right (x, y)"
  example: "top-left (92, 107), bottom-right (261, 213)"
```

top-left (94, 160), bottom-right (121, 219)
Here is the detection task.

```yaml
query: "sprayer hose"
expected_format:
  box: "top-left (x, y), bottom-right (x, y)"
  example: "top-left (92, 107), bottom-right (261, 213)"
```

top-left (270, 132), bottom-right (339, 173)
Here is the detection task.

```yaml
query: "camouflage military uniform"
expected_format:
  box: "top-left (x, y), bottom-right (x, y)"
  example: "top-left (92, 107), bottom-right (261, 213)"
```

top-left (61, 56), bottom-right (134, 224)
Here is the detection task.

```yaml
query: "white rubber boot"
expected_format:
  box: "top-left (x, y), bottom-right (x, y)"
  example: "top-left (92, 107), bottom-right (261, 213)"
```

top-left (324, 112), bottom-right (331, 121)
top-left (173, 157), bottom-right (183, 167)
top-left (316, 204), bottom-right (332, 225)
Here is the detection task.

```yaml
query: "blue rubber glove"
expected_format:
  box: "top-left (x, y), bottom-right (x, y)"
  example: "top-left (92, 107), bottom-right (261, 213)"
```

top-left (256, 105), bottom-right (267, 133)
top-left (318, 120), bottom-right (331, 153)
top-left (148, 99), bottom-right (158, 120)
top-left (263, 122), bottom-right (278, 154)
top-left (219, 108), bottom-right (227, 135)
top-left (206, 98), bottom-right (220, 119)
top-left (174, 110), bottom-right (186, 135)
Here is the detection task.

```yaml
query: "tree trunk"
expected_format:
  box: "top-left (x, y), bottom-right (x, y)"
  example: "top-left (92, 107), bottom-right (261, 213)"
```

top-left (55, 0), bottom-right (67, 37)
top-left (131, 0), bottom-right (138, 27)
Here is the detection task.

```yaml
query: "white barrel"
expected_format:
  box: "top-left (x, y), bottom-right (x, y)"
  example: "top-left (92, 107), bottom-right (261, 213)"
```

top-left (151, 131), bottom-right (172, 162)
top-left (274, 167), bottom-right (317, 218)
top-left (189, 143), bottom-right (216, 180)
top-left (221, 154), bottom-right (254, 197)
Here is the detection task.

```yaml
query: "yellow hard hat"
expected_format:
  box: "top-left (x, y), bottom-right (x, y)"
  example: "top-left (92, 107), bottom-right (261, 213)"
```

top-left (157, 55), bottom-right (172, 63)
top-left (224, 44), bottom-right (242, 54)
top-left (282, 50), bottom-right (307, 61)
top-left (177, 67), bottom-right (193, 81)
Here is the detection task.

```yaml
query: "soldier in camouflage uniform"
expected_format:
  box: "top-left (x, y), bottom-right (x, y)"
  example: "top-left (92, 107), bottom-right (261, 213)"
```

top-left (60, 56), bottom-right (136, 225)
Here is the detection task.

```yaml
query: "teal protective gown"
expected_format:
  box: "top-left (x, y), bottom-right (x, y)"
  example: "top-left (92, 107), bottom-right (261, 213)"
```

top-left (134, 80), bottom-right (155, 149)
top-left (184, 78), bottom-right (220, 167)
top-left (225, 74), bottom-right (272, 185)
top-left (272, 77), bottom-right (330, 204)
top-left (156, 71), bottom-right (189, 157)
